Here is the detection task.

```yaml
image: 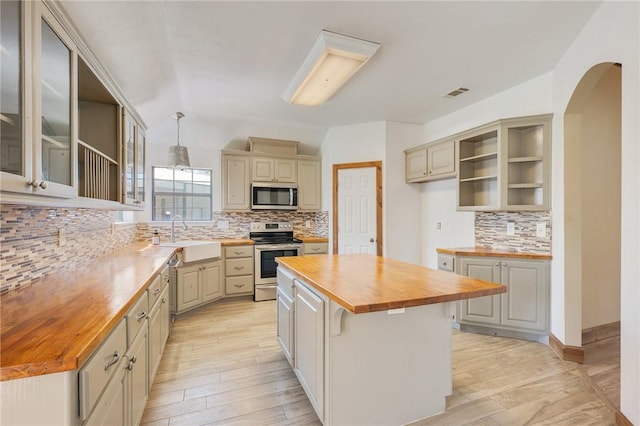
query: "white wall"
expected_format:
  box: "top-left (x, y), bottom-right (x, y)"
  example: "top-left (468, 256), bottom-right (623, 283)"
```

top-left (320, 122), bottom-right (387, 252)
top-left (551, 2), bottom-right (639, 422)
top-left (419, 73), bottom-right (553, 268)
top-left (384, 122), bottom-right (423, 263)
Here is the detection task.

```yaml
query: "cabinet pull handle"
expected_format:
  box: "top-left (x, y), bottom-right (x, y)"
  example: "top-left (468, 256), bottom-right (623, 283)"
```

top-left (135, 311), bottom-right (147, 321)
top-left (126, 356), bottom-right (137, 371)
top-left (153, 288), bottom-right (161, 295)
top-left (233, 251), bottom-right (243, 255)
top-left (161, 297), bottom-right (167, 304)
top-left (104, 351), bottom-right (120, 371)
top-left (234, 266), bottom-right (244, 270)
top-left (234, 284), bottom-right (244, 288)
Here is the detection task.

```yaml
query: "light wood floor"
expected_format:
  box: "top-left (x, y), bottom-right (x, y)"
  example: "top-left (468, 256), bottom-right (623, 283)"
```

top-left (141, 298), bottom-right (616, 426)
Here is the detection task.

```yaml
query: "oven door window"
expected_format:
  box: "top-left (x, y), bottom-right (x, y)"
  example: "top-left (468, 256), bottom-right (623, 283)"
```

top-left (259, 249), bottom-right (298, 279)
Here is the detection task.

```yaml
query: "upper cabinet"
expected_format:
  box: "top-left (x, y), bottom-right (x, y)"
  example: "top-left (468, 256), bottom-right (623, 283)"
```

top-left (405, 138), bottom-right (455, 183)
top-left (297, 159), bottom-right (322, 211)
top-left (0, 1), bottom-right (146, 208)
top-left (221, 154), bottom-right (251, 210)
top-left (1, 2), bottom-right (77, 198)
top-left (457, 114), bottom-right (551, 211)
top-left (252, 157), bottom-right (297, 183)
top-left (122, 111), bottom-right (146, 206)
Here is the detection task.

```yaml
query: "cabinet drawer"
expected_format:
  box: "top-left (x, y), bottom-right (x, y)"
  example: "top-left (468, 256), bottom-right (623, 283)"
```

top-left (438, 254), bottom-right (455, 272)
top-left (225, 245), bottom-right (253, 258)
top-left (226, 258), bottom-right (253, 277)
top-left (148, 274), bottom-right (163, 309)
top-left (304, 242), bottom-right (328, 255)
top-left (226, 276), bottom-right (254, 295)
top-left (79, 319), bottom-right (127, 421)
top-left (126, 292), bottom-right (149, 346)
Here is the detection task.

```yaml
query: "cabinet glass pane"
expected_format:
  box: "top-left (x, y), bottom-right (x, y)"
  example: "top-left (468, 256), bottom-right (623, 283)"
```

top-left (125, 120), bottom-right (134, 200)
top-left (41, 18), bottom-right (71, 185)
top-left (1, 1), bottom-right (22, 176)
top-left (136, 130), bottom-right (145, 202)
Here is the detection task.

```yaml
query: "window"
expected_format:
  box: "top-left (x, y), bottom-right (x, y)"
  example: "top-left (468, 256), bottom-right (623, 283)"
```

top-left (152, 167), bottom-right (212, 221)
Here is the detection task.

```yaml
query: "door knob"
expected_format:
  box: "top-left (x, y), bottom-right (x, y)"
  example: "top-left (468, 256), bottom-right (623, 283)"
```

top-left (370, 238), bottom-right (375, 243)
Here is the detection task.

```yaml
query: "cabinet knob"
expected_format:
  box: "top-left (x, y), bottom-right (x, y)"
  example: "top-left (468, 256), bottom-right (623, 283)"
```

top-left (29, 180), bottom-right (48, 190)
top-left (495, 262), bottom-right (500, 266)
top-left (502, 261), bottom-right (507, 266)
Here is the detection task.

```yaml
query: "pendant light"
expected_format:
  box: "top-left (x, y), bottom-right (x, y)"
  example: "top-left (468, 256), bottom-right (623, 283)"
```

top-left (168, 112), bottom-right (191, 169)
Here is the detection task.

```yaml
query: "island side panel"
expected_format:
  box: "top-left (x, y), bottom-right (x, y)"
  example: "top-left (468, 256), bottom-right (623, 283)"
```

top-left (326, 300), bottom-right (453, 425)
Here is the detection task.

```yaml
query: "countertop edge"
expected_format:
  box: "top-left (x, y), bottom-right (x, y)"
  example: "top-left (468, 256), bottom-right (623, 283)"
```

top-left (437, 247), bottom-right (552, 260)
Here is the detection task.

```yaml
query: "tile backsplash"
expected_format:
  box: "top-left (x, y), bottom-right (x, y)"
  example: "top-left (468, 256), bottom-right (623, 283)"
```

top-left (475, 211), bottom-right (551, 254)
top-left (0, 206), bottom-right (136, 293)
top-left (0, 205), bottom-right (329, 293)
top-left (137, 211), bottom-right (329, 243)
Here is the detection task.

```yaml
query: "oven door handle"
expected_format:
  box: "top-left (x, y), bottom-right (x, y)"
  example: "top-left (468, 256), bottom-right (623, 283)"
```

top-left (255, 244), bottom-right (301, 251)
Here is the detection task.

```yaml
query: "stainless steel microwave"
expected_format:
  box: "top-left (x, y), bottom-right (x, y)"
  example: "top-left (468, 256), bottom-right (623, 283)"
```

top-left (251, 182), bottom-right (298, 210)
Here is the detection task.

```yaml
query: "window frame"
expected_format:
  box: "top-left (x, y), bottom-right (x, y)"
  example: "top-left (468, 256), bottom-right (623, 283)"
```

top-left (151, 166), bottom-right (213, 222)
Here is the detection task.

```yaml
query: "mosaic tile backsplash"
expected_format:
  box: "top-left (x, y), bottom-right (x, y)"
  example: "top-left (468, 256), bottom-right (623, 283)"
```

top-left (475, 211), bottom-right (551, 254)
top-left (0, 205), bottom-right (329, 293)
top-left (136, 211), bottom-right (329, 242)
top-left (0, 206), bottom-right (136, 293)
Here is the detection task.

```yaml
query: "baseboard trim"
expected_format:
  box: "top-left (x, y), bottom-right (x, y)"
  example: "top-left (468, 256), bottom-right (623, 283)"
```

top-left (549, 333), bottom-right (584, 364)
top-left (615, 410), bottom-right (633, 426)
top-left (582, 321), bottom-right (621, 345)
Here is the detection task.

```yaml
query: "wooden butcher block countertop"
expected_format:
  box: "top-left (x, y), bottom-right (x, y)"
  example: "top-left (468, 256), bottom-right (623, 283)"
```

top-left (295, 236), bottom-right (329, 243)
top-left (0, 243), bottom-right (176, 382)
top-left (437, 247), bottom-right (552, 260)
top-left (276, 254), bottom-right (506, 314)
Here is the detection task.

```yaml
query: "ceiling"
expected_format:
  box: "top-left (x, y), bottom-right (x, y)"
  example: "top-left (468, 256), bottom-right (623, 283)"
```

top-left (59, 1), bottom-right (601, 152)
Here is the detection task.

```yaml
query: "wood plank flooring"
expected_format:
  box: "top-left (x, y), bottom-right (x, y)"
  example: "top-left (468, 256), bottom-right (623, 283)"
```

top-left (142, 297), bottom-right (616, 426)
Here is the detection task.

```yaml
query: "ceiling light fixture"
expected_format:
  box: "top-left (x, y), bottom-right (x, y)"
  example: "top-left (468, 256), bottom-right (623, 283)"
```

top-left (282, 30), bottom-right (381, 107)
top-left (168, 112), bottom-right (191, 169)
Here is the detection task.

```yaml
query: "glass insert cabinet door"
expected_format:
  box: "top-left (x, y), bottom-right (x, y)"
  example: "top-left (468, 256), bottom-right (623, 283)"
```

top-left (0, 1), bottom-right (23, 179)
top-left (39, 14), bottom-right (72, 188)
top-left (123, 110), bottom-right (145, 206)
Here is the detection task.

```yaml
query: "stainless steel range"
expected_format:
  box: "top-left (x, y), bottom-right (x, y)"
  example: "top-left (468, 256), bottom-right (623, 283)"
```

top-left (250, 222), bottom-right (302, 301)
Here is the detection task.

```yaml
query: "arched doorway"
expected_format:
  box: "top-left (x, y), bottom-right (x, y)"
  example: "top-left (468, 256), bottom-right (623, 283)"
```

top-left (564, 62), bottom-right (621, 408)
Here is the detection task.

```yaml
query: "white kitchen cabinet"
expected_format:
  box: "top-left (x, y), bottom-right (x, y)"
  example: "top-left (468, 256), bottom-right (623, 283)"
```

top-left (224, 245), bottom-right (254, 296)
top-left (293, 279), bottom-right (325, 420)
top-left (84, 359), bottom-right (127, 426)
top-left (122, 111), bottom-right (145, 207)
top-left (297, 159), bottom-right (322, 211)
top-left (174, 258), bottom-right (223, 314)
top-left (277, 287), bottom-right (295, 366)
top-left (457, 114), bottom-right (551, 211)
top-left (302, 242), bottom-right (329, 255)
top-left (405, 139), bottom-right (455, 183)
top-left (148, 282), bottom-right (169, 384)
top-left (252, 157), bottom-right (297, 183)
top-left (1, 2), bottom-right (77, 198)
top-left (221, 154), bottom-right (250, 210)
top-left (444, 254), bottom-right (550, 338)
top-left (127, 323), bottom-right (148, 426)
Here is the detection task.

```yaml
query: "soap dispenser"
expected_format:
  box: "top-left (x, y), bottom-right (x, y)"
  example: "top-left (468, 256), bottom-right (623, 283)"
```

top-left (152, 230), bottom-right (160, 245)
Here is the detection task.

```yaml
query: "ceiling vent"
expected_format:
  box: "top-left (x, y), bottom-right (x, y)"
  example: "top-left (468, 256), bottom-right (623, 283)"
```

top-left (441, 87), bottom-right (470, 99)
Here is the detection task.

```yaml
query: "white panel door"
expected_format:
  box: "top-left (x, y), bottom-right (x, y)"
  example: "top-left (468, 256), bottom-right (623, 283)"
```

top-left (338, 167), bottom-right (377, 254)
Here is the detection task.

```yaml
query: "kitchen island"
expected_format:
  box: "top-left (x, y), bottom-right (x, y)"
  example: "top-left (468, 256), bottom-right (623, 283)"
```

top-left (276, 254), bottom-right (506, 426)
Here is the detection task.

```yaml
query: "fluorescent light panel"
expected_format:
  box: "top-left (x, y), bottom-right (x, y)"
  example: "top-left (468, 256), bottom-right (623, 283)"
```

top-left (283, 30), bottom-right (380, 107)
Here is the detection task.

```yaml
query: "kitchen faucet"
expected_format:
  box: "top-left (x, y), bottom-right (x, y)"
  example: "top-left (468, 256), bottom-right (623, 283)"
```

top-left (170, 215), bottom-right (188, 243)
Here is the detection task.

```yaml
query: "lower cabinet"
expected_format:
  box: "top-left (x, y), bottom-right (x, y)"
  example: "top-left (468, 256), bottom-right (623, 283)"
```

top-left (148, 283), bottom-right (169, 384)
top-left (302, 242), bottom-right (328, 255)
top-left (224, 245), bottom-right (254, 296)
top-left (127, 324), bottom-right (148, 426)
top-left (443, 254), bottom-right (549, 338)
top-left (80, 268), bottom-right (172, 426)
top-left (174, 259), bottom-right (223, 314)
top-left (293, 279), bottom-right (325, 420)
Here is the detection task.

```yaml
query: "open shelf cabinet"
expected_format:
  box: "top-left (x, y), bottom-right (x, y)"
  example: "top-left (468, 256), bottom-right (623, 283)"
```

top-left (456, 114), bottom-right (552, 211)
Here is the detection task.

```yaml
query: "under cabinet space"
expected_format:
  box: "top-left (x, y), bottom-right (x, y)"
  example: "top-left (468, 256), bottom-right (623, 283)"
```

top-left (508, 187), bottom-right (544, 206)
